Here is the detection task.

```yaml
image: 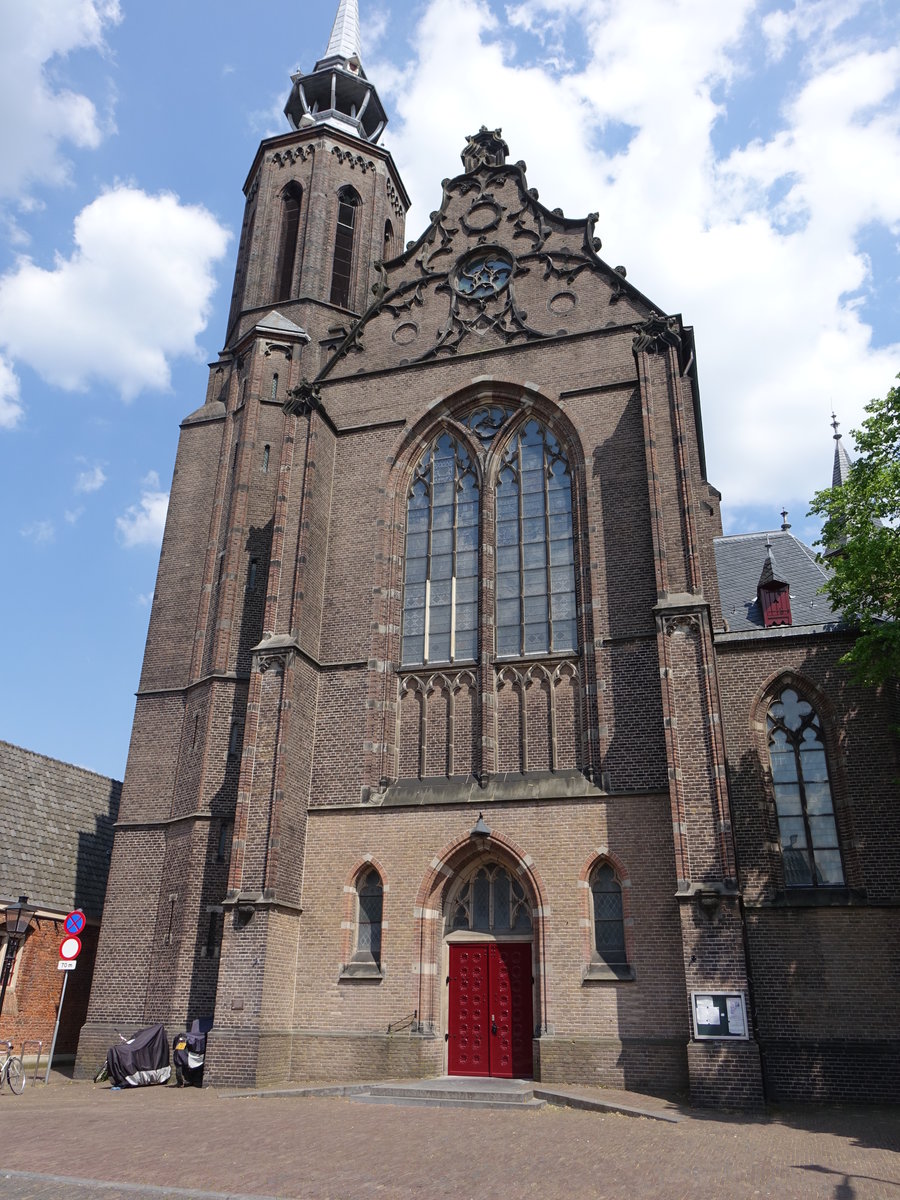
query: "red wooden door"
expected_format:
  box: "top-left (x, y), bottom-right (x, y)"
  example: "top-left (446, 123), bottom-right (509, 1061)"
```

top-left (448, 944), bottom-right (490, 1076)
top-left (448, 943), bottom-right (533, 1078)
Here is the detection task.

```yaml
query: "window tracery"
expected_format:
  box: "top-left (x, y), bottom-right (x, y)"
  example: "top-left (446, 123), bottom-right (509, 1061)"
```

top-left (766, 687), bottom-right (844, 887)
top-left (450, 863), bottom-right (532, 934)
top-left (401, 433), bottom-right (479, 665)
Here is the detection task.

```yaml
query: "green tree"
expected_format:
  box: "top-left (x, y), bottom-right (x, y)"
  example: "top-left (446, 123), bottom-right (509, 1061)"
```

top-left (809, 378), bottom-right (900, 686)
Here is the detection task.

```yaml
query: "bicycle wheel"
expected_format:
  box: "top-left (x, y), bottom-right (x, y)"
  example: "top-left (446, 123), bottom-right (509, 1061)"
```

top-left (7, 1056), bottom-right (26, 1094)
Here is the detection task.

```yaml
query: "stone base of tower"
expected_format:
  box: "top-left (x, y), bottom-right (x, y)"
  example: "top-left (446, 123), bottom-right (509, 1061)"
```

top-left (203, 1027), bottom-right (296, 1089)
top-left (686, 1039), bottom-right (765, 1110)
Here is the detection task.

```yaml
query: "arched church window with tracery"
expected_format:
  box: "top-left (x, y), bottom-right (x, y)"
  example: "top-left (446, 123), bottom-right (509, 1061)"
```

top-left (330, 186), bottom-right (360, 309)
top-left (401, 433), bottom-right (479, 666)
top-left (766, 687), bottom-right (844, 888)
top-left (496, 420), bottom-right (576, 657)
top-left (451, 864), bottom-right (532, 933)
top-left (275, 183), bottom-right (302, 302)
top-left (354, 868), bottom-right (383, 964)
top-left (590, 863), bottom-right (626, 965)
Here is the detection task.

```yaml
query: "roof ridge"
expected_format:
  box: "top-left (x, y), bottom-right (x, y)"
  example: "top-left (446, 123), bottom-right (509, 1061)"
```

top-left (0, 739), bottom-right (121, 784)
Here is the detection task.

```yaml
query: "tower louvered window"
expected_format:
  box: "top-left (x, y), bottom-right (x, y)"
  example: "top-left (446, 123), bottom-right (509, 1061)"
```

top-left (275, 184), bottom-right (302, 301)
top-left (329, 187), bottom-right (359, 308)
top-left (767, 687), bottom-right (844, 887)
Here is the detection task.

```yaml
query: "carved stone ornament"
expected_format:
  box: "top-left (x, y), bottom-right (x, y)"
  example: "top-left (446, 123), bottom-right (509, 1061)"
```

top-left (661, 612), bottom-right (701, 637)
top-left (633, 311), bottom-right (682, 355)
top-left (461, 127), bottom-right (510, 174)
top-left (331, 146), bottom-right (375, 173)
top-left (284, 379), bottom-right (323, 417)
top-left (271, 146), bottom-right (313, 168)
top-left (264, 342), bottom-right (293, 359)
top-left (257, 652), bottom-right (287, 676)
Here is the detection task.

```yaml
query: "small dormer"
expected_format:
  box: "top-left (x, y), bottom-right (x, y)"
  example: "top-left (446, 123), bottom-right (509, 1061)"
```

top-left (757, 542), bottom-right (792, 627)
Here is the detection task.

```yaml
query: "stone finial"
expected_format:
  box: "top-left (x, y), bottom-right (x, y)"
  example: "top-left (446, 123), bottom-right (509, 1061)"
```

top-left (461, 127), bottom-right (510, 173)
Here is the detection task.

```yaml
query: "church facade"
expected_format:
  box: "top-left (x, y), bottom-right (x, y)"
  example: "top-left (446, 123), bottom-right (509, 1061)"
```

top-left (77, 1), bottom-right (899, 1107)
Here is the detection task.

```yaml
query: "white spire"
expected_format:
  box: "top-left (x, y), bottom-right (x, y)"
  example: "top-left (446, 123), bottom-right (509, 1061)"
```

top-left (323, 0), bottom-right (361, 63)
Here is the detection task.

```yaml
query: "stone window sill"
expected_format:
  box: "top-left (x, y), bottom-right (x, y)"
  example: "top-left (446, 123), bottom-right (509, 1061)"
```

top-left (756, 887), bottom-right (867, 909)
top-left (339, 960), bottom-right (384, 980)
top-left (582, 962), bottom-right (635, 983)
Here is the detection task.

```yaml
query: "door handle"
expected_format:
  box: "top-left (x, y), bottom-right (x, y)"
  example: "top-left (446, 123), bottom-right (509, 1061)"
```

top-left (491, 1015), bottom-right (498, 1035)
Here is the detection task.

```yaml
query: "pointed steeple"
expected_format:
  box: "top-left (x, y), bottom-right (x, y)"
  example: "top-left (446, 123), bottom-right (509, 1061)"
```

top-left (831, 412), bottom-right (853, 488)
top-left (284, 0), bottom-right (387, 143)
top-left (322, 0), bottom-right (361, 65)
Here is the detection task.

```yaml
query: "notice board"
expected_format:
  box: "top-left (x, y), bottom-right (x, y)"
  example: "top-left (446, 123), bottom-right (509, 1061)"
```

top-left (691, 991), bottom-right (748, 1040)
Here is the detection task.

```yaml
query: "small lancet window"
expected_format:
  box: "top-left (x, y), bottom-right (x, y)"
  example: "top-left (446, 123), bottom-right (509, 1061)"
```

top-left (496, 419), bottom-right (576, 657)
top-left (766, 687), bottom-right (844, 887)
top-left (262, 444), bottom-right (270, 474)
top-left (590, 864), bottom-right (626, 965)
top-left (355, 869), bottom-right (383, 963)
top-left (451, 864), bottom-right (532, 933)
top-left (275, 184), bottom-right (303, 302)
top-left (329, 187), bottom-right (360, 309)
top-left (383, 219), bottom-right (395, 260)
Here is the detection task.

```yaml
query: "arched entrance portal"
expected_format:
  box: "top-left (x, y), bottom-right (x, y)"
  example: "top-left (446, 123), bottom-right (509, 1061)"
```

top-left (445, 862), bottom-right (534, 1078)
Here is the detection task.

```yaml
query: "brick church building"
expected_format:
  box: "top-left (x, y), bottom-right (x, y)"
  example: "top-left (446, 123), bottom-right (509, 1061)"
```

top-left (78, 0), bottom-right (899, 1106)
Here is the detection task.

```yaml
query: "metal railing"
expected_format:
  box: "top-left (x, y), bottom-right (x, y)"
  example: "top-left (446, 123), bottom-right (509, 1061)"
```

top-left (19, 1039), bottom-right (43, 1084)
top-left (386, 1010), bottom-right (418, 1035)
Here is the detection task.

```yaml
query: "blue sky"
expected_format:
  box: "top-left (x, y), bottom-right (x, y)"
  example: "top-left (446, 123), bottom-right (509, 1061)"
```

top-left (1, 0), bottom-right (898, 779)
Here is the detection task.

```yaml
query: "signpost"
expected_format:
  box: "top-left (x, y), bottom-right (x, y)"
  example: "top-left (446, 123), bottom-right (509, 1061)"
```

top-left (45, 912), bottom-right (84, 1083)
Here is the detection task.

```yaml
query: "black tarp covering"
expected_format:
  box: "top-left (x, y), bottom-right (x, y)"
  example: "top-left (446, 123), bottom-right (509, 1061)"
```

top-left (106, 1024), bottom-right (171, 1087)
top-left (173, 1019), bottom-right (210, 1087)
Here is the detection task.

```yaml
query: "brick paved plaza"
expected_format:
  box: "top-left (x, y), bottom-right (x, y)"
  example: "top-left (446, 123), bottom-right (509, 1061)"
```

top-left (0, 1077), bottom-right (898, 1200)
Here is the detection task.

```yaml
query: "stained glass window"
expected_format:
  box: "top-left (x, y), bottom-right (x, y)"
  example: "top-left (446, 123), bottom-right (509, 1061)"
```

top-left (451, 864), bottom-right (532, 933)
top-left (496, 420), bottom-right (576, 657)
top-left (591, 864), bottom-right (626, 964)
top-left (402, 433), bottom-right (479, 665)
top-left (356, 870), bottom-right (383, 961)
top-left (767, 688), bottom-right (844, 888)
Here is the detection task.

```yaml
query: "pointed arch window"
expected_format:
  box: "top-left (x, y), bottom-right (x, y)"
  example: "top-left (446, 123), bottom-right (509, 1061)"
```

top-left (496, 420), bottom-right (576, 657)
top-left (355, 868), bottom-right (383, 963)
top-left (590, 864), bottom-right (626, 965)
top-left (330, 186), bottom-right (360, 309)
top-left (451, 863), bottom-right (532, 933)
top-left (383, 219), bottom-right (395, 261)
top-left (767, 687), bottom-right (844, 887)
top-left (275, 183), bottom-right (303, 302)
top-left (402, 433), bottom-right (479, 665)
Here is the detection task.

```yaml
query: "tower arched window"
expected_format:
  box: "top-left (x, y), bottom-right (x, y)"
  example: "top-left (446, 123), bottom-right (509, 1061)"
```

top-left (766, 687), bottom-right (844, 887)
top-left (401, 433), bottom-right (479, 666)
top-left (275, 183), bottom-right (303, 302)
top-left (495, 420), bottom-right (576, 657)
top-left (329, 186), bottom-right (360, 309)
top-left (383, 219), bottom-right (395, 260)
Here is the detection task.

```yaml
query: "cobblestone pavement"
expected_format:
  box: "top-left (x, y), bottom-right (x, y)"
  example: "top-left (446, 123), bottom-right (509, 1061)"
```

top-left (0, 1077), bottom-right (898, 1200)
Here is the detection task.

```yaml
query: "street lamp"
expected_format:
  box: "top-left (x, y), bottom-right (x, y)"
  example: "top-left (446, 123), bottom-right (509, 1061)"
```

top-left (0, 896), bottom-right (37, 1026)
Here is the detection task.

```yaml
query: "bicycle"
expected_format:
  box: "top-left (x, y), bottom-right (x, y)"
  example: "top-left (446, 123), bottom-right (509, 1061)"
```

top-left (0, 1041), bottom-right (26, 1094)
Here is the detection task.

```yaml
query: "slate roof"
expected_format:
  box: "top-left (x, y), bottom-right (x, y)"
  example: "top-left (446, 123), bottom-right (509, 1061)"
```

top-left (714, 530), bottom-right (841, 635)
top-left (0, 742), bottom-right (121, 920)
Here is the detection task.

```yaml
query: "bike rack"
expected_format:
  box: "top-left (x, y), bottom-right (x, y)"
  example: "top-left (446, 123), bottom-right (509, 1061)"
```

top-left (19, 1039), bottom-right (43, 1084)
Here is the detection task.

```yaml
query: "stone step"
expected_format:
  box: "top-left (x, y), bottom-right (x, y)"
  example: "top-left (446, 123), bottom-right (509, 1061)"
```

top-left (350, 1092), bottom-right (546, 1111)
top-left (365, 1082), bottom-right (537, 1104)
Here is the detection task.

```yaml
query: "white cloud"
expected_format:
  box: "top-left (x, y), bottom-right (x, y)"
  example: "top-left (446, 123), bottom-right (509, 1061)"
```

top-left (74, 464), bottom-right (107, 493)
top-left (0, 0), bottom-right (122, 203)
top-left (0, 186), bottom-right (231, 408)
top-left (0, 356), bottom-right (23, 429)
top-left (64, 507), bottom-right (84, 524)
top-left (21, 519), bottom-right (55, 544)
top-left (375, 0), bottom-right (900, 525)
top-left (116, 476), bottom-right (169, 548)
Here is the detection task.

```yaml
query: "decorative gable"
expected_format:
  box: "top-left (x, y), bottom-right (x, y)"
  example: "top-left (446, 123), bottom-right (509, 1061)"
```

top-left (318, 129), bottom-right (655, 380)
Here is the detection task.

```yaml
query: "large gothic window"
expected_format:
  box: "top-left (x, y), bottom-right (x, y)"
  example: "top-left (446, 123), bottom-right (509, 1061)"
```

top-left (495, 420), bottom-right (576, 657)
top-left (330, 186), bottom-right (360, 309)
top-left (401, 434), bottom-right (479, 665)
top-left (766, 687), bottom-right (844, 888)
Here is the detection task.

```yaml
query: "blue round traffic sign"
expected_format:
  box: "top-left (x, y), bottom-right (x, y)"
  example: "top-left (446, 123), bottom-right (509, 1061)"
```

top-left (64, 910), bottom-right (86, 936)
